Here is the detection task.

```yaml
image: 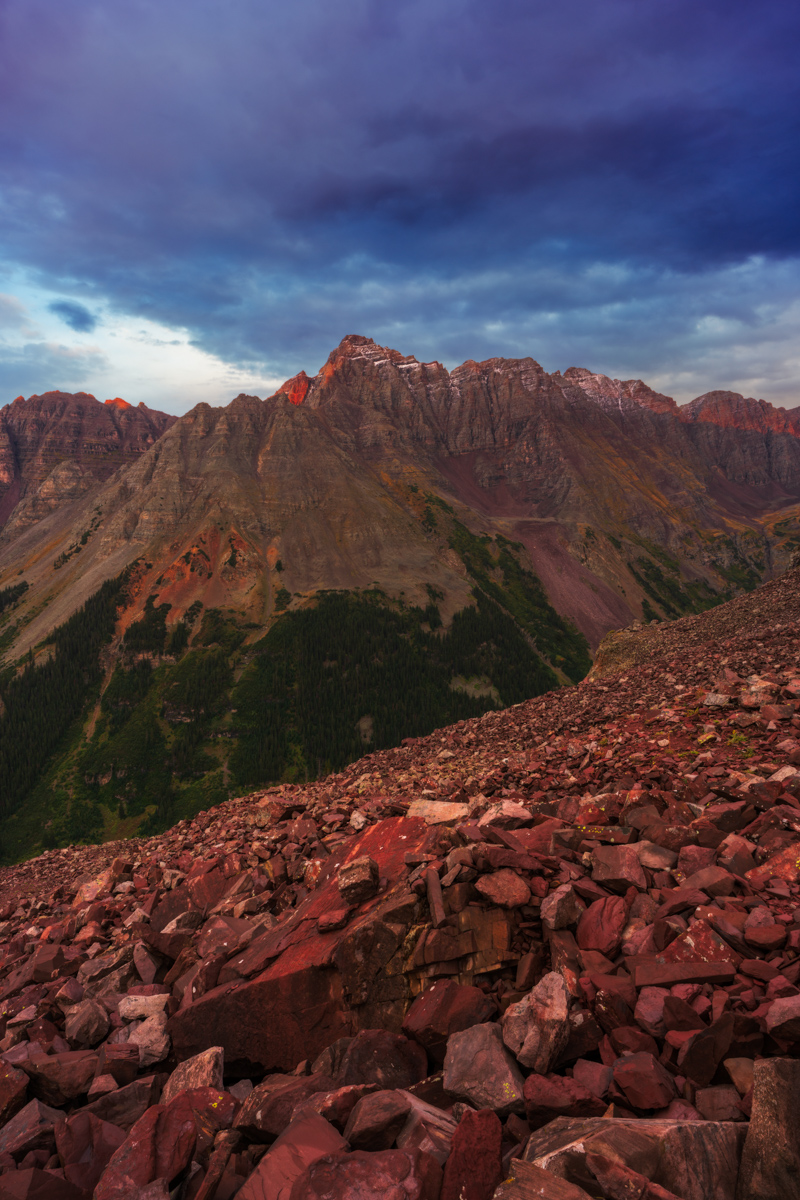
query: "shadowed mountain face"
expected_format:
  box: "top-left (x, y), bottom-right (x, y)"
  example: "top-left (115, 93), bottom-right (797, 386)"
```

top-left (1, 335), bottom-right (800, 660)
top-left (0, 391), bottom-right (177, 535)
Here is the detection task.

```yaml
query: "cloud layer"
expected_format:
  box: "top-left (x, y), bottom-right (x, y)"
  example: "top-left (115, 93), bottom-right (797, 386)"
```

top-left (0, 0), bottom-right (798, 407)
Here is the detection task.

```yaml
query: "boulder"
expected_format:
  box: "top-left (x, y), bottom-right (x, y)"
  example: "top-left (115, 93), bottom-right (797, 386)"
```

top-left (524, 1115), bottom-right (746, 1200)
top-left (0, 1169), bottom-right (85, 1200)
top-left (161, 1045), bottom-right (224, 1105)
top-left (22, 1051), bottom-right (98, 1107)
top-left (591, 844), bottom-right (647, 892)
top-left (337, 855), bottom-right (379, 905)
top-left (524, 1074), bottom-right (606, 1128)
top-left (64, 998), bottom-right (110, 1047)
top-left (492, 1159), bottom-right (594, 1199)
top-left (474, 869), bottom-right (531, 908)
top-left (54, 1110), bottom-right (127, 1193)
top-left (343, 1089), bottom-right (412, 1149)
top-left (0, 1097), bottom-right (64, 1157)
top-left (94, 1093), bottom-right (198, 1200)
top-left (337, 1029), bottom-right (428, 1090)
top-left (0, 1060), bottom-right (28, 1124)
top-left (236, 1073), bottom-right (337, 1140)
top-left (540, 884), bottom-right (585, 931)
top-left (612, 1053), bottom-right (676, 1111)
top-left (402, 979), bottom-right (495, 1062)
top-left (443, 1023), bottom-right (525, 1116)
top-left (576, 896), bottom-right (627, 958)
top-left (501, 971), bottom-right (570, 1073)
top-left (236, 1112), bottom-right (347, 1200)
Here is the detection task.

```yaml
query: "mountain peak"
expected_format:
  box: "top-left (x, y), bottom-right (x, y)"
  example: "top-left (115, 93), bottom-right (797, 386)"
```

top-left (104, 396), bottom-right (132, 410)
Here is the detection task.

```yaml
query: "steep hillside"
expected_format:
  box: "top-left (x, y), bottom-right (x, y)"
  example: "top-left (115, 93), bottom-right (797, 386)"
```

top-left (1, 564), bottom-right (800, 1197)
top-left (0, 336), bottom-right (799, 857)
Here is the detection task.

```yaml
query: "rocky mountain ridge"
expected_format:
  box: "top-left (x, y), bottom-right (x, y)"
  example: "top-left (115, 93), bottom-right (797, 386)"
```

top-left (1, 564), bottom-right (800, 1196)
top-left (1, 337), bottom-right (800, 860)
top-left (0, 391), bottom-right (176, 539)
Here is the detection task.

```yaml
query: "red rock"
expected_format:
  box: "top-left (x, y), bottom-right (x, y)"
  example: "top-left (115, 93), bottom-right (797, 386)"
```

top-left (523, 1073), bottom-right (607, 1128)
top-left (745, 842), bottom-right (800, 889)
top-left (634, 986), bottom-right (669, 1037)
top-left (443, 1023), bottom-right (525, 1116)
top-left (54, 1111), bottom-right (127, 1193)
top-left (337, 856), bottom-right (379, 905)
top-left (337, 1030), bottom-right (428, 1090)
top-left (585, 1152), bottom-right (684, 1200)
top-left (236, 1112), bottom-right (346, 1200)
top-left (629, 960), bottom-right (736, 989)
top-left (81, 1075), bottom-right (163, 1131)
top-left (402, 979), bottom-right (495, 1062)
top-left (694, 1085), bottom-right (744, 1121)
top-left (676, 1014), bottom-right (735, 1087)
top-left (576, 896), bottom-right (628, 958)
top-left (343, 1089), bottom-right (412, 1149)
top-left (474, 869), bottom-right (530, 908)
top-left (0, 1098), bottom-right (64, 1157)
top-left (0, 1060), bottom-right (28, 1124)
top-left (765, 994), bottom-right (800, 1040)
top-left (440, 1108), bottom-right (502, 1200)
top-left (290, 1147), bottom-right (442, 1199)
top-left (22, 1050), bottom-right (98, 1106)
top-left (236, 1073), bottom-right (336, 1140)
top-left (94, 1094), bottom-right (198, 1199)
top-left (492, 1160), bottom-right (594, 1199)
top-left (591, 844), bottom-right (647, 892)
top-left (572, 1058), bottom-right (612, 1098)
top-left (161, 1046), bottom-right (224, 1105)
top-left (612, 1053), bottom-right (676, 1110)
top-left (64, 998), bottom-right (110, 1047)
top-left (0, 1168), bottom-right (85, 1200)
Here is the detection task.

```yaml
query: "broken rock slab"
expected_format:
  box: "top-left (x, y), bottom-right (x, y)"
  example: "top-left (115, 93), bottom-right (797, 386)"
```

top-left (523, 1116), bottom-right (746, 1200)
top-left (736, 1058), bottom-right (800, 1199)
top-left (443, 1022), bottom-right (525, 1117)
top-left (501, 971), bottom-right (569, 1073)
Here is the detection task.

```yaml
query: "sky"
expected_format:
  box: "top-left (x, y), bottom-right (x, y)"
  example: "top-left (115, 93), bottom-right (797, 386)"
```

top-left (0, 0), bottom-right (798, 414)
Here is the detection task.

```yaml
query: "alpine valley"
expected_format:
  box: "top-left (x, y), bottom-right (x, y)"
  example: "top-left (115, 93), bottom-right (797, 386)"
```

top-left (1, 334), bottom-right (799, 862)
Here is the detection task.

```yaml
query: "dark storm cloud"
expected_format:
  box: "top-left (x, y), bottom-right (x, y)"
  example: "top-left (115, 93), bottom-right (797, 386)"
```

top-left (0, 0), bottom-right (798, 395)
top-left (48, 300), bottom-right (98, 332)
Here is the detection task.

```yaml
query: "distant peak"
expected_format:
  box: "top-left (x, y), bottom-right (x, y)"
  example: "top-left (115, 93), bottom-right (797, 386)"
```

top-left (104, 397), bottom-right (132, 410)
top-left (277, 371), bottom-right (311, 406)
top-left (339, 334), bottom-right (375, 348)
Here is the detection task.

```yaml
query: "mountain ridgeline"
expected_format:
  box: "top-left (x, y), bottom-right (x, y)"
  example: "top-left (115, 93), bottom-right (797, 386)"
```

top-left (0, 334), bottom-right (799, 861)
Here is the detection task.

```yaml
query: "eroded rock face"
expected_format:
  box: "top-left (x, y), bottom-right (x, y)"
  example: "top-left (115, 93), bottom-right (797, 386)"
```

top-left (0, 391), bottom-right (175, 535)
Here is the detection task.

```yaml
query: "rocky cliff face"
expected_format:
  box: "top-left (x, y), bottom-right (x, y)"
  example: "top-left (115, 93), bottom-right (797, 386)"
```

top-left (0, 335), bottom-right (799, 665)
top-left (0, 392), bottom-right (176, 536)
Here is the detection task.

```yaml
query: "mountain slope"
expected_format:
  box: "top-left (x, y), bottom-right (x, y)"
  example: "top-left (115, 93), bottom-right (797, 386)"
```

top-left (0, 335), bottom-right (799, 857)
